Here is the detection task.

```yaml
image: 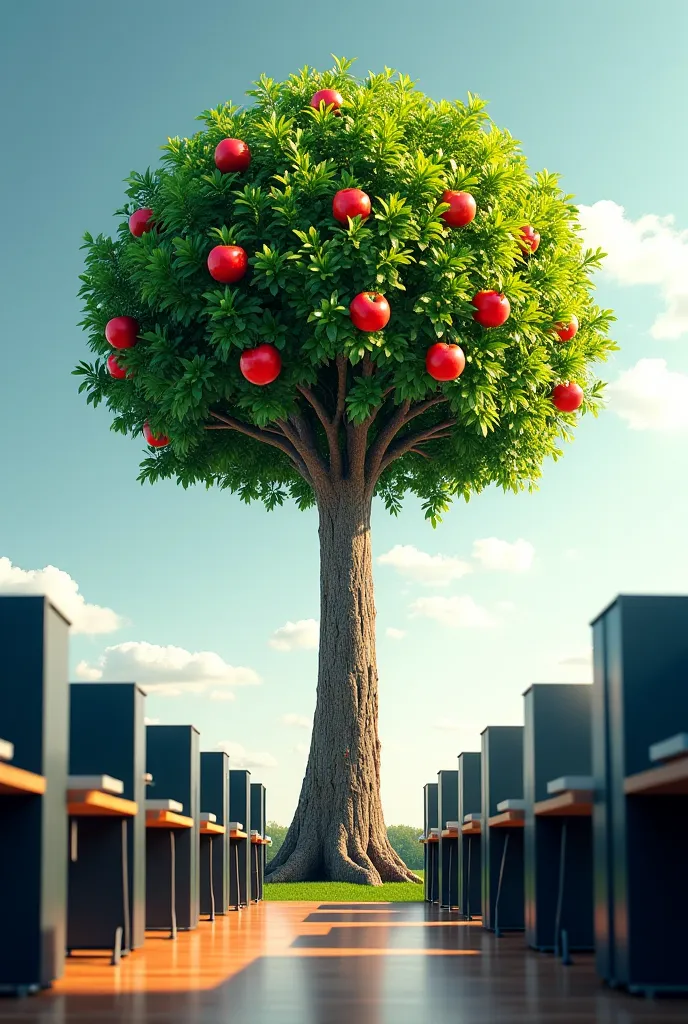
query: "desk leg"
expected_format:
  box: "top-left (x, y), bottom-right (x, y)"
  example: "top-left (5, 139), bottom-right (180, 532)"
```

top-left (466, 836), bottom-right (472, 921)
top-left (115, 818), bottom-right (131, 963)
top-left (208, 836), bottom-right (215, 922)
top-left (169, 830), bottom-right (177, 940)
top-left (233, 842), bottom-right (240, 911)
top-left (554, 821), bottom-right (571, 964)
top-left (494, 832), bottom-right (510, 938)
top-left (448, 841), bottom-right (453, 909)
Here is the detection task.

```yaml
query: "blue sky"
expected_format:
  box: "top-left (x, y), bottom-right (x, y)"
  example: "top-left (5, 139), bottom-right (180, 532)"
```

top-left (2, 0), bottom-right (688, 825)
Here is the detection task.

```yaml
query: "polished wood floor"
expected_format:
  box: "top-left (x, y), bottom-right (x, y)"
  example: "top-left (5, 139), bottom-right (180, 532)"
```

top-left (1, 902), bottom-right (687, 1022)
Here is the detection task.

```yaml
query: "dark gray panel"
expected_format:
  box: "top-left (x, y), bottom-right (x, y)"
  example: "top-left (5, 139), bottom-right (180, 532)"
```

top-left (481, 726), bottom-right (524, 933)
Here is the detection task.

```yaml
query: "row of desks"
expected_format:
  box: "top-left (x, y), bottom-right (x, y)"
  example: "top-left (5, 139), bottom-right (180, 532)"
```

top-left (0, 594), bottom-right (271, 997)
top-left (422, 596), bottom-right (688, 997)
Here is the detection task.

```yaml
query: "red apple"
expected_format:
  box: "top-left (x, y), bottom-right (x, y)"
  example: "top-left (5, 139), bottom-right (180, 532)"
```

top-left (426, 342), bottom-right (466, 382)
top-left (239, 345), bottom-right (282, 386)
top-left (555, 315), bottom-right (579, 342)
top-left (105, 316), bottom-right (139, 349)
top-left (472, 291), bottom-right (510, 328)
top-left (349, 292), bottom-right (391, 332)
top-left (214, 138), bottom-right (251, 173)
top-left (552, 382), bottom-right (584, 412)
top-left (106, 353), bottom-right (128, 379)
top-left (129, 208), bottom-right (154, 237)
top-left (310, 88), bottom-right (343, 112)
top-left (441, 191), bottom-right (476, 228)
top-left (207, 245), bottom-right (248, 284)
top-left (142, 422), bottom-right (169, 448)
top-left (519, 225), bottom-right (540, 253)
top-left (332, 188), bottom-right (371, 224)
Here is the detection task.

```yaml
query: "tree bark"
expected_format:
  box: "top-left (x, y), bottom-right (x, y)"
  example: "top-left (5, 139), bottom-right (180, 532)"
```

top-left (265, 478), bottom-right (420, 884)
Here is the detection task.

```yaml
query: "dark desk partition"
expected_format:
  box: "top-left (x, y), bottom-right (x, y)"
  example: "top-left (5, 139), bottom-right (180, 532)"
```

top-left (437, 770), bottom-right (458, 908)
top-left (229, 769), bottom-right (251, 909)
top-left (0, 596), bottom-right (70, 995)
top-left (457, 751), bottom-right (481, 920)
top-left (146, 726), bottom-right (200, 931)
top-left (423, 782), bottom-right (439, 903)
top-left (200, 751), bottom-right (229, 917)
top-left (69, 683), bottom-right (147, 952)
top-left (481, 725), bottom-right (524, 933)
top-left (592, 595), bottom-right (688, 995)
top-left (523, 684), bottom-right (593, 954)
top-left (250, 782), bottom-right (266, 902)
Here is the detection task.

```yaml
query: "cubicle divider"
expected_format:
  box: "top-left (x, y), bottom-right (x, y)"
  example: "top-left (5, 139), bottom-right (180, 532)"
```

top-left (457, 751), bottom-right (481, 921)
top-left (250, 782), bottom-right (267, 902)
top-left (200, 751), bottom-right (229, 919)
top-left (229, 769), bottom-right (251, 910)
top-left (0, 596), bottom-right (70, 996)
top-left (523, 683), bottom-right (593, 959)
top-left (67, 682), bottom-right (147, 961)
top-left (592, 595), bottom-right (688, 995)
top-left (437, 769), bottom-right (459, 909)
top-left (481, 725), bottom-right (525, 935)
top-left (422, 782), bottom-right (439, 903)
top-left (145, 726), bottom-right (200, 935)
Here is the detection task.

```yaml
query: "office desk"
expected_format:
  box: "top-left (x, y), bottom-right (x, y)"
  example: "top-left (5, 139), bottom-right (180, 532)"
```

top-left (67, 790), bottom-right (138, 965)
top-left (229, 830), bottom-right (249, 910)
top-left (488, 810), bottom-right (525, 828)
top-left (145, 810), bottom-right (194, 938)
top-left (462, 820), bottom-right (481, 834)
top-left (251, 836), bottom-right (270, 903)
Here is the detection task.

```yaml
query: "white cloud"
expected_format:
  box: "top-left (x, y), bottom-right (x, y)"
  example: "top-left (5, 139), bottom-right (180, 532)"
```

top-left (577, 200), bottom-right (688, 340)
top-left (282, 713), bottom-right (311, 729)
top-left (74, 641), bottom-right (260, 696)
top-left (385, 627), bottom-right (406, 640)
top-left (209, 690), bottom-right (235, 701)
top-left (472, 538), bottom-right (534, 573)
top-left (269, 619), bottom-right (319, 652)
top-left (0, 557), bottom-right (123, 635)
top-left (409, 595), bottom-right (494, 629)
top-left (377, 545), bottom-right (472, 586)
top-left (606, 359), bottom-right (688, 432)
top-left (215, 741), bottom-right (277, 769)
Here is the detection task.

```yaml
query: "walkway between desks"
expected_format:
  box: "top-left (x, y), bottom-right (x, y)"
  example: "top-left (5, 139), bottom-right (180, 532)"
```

top-left (1, 901), bottom-right (687, 1023)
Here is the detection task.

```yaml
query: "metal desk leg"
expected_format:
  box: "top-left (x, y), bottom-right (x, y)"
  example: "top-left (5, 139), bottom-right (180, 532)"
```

top-left (448, 840), bottom-right (453, 909)
top-left (234, 842), bottom-right (240, 911)
top-left (208, 836), bottom-right (215, 922)
top-left (494, 832), bottom-right (510, 938)
top-left (169, 830), bottom-right (177, 940)
top-left (466, 835), bottom-right (472, 921)
top-left (554, 821), bottom-right (571, 964)
top-left (115, 818), bottom-right (131, 963)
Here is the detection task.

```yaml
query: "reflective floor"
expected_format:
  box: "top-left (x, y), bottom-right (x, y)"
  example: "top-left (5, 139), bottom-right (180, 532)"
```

top-left (1, 901), bottom-right (687, 1023)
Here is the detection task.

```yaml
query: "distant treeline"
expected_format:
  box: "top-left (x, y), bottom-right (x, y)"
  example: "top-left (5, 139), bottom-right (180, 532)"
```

top-left (266, 822), bottom-right (423, 871)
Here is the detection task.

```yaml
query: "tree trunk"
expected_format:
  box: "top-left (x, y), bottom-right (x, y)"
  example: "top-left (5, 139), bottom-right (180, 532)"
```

top-left (265, 479), bottom-right (420, 884)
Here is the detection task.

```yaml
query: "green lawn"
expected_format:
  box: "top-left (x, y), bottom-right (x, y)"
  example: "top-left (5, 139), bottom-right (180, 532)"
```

top-left (264, 872), bottom-right (424, 903)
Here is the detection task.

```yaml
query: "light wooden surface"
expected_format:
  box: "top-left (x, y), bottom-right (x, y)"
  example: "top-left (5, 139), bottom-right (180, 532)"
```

top-left (534, 790), bottom-right (594, 817)
top-left (251, 836), bottom-right (270, 844)
top-left (624, 757), bottom-right (688, 796)
top-left (441, 828), bottom-right (459, 838)
top-left (229, 828), bottom-right (248, 839)
top-left (461, 820), bottom-right (482, 834)
top-left (67, 790), bottom-right (138, 817)
top-left (2, 901), bottom-right (686, 1022)
top-left (145, 809), bottom-right (194, 829)
top-left (0, 762), bottom-right (46, 796)
top-left (488, 809), bottom-right (525, 828)
top-left (200, 821), bottom-right (226, 835)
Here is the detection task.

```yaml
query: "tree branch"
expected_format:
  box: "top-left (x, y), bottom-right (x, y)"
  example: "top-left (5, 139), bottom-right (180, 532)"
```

top-left (296, 384), bottom-right (343, 480)
top-left (365, 399), bottom-right (411, 482)
top-left (207, 412), bottom-right (311, 482)
top-left (333, 354), bottom-right (348, 428)
top-left (277, 414), bottom-right (331, 490)
top-left (379, 419), bottom-right (456, 474)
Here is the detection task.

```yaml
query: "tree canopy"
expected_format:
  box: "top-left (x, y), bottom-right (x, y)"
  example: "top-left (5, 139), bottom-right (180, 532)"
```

top-left (75, 56), bottom-right (616, 524)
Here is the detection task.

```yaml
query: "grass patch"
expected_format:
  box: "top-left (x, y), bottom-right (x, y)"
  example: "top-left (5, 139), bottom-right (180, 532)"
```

top-left (264, 874), bottom-right (424, 903)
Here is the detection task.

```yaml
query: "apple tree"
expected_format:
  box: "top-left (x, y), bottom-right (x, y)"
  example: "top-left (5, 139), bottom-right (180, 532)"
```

top-left (75, 58), bottom-right (615, 884)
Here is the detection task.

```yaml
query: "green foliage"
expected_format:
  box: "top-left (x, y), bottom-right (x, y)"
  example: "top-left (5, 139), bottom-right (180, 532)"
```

top-left (265, 820), bottom-right (288, 862)
top-left (75, 57), bottom-right (616, 515)
top-left (386, 824), bottom-right (425, 870)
